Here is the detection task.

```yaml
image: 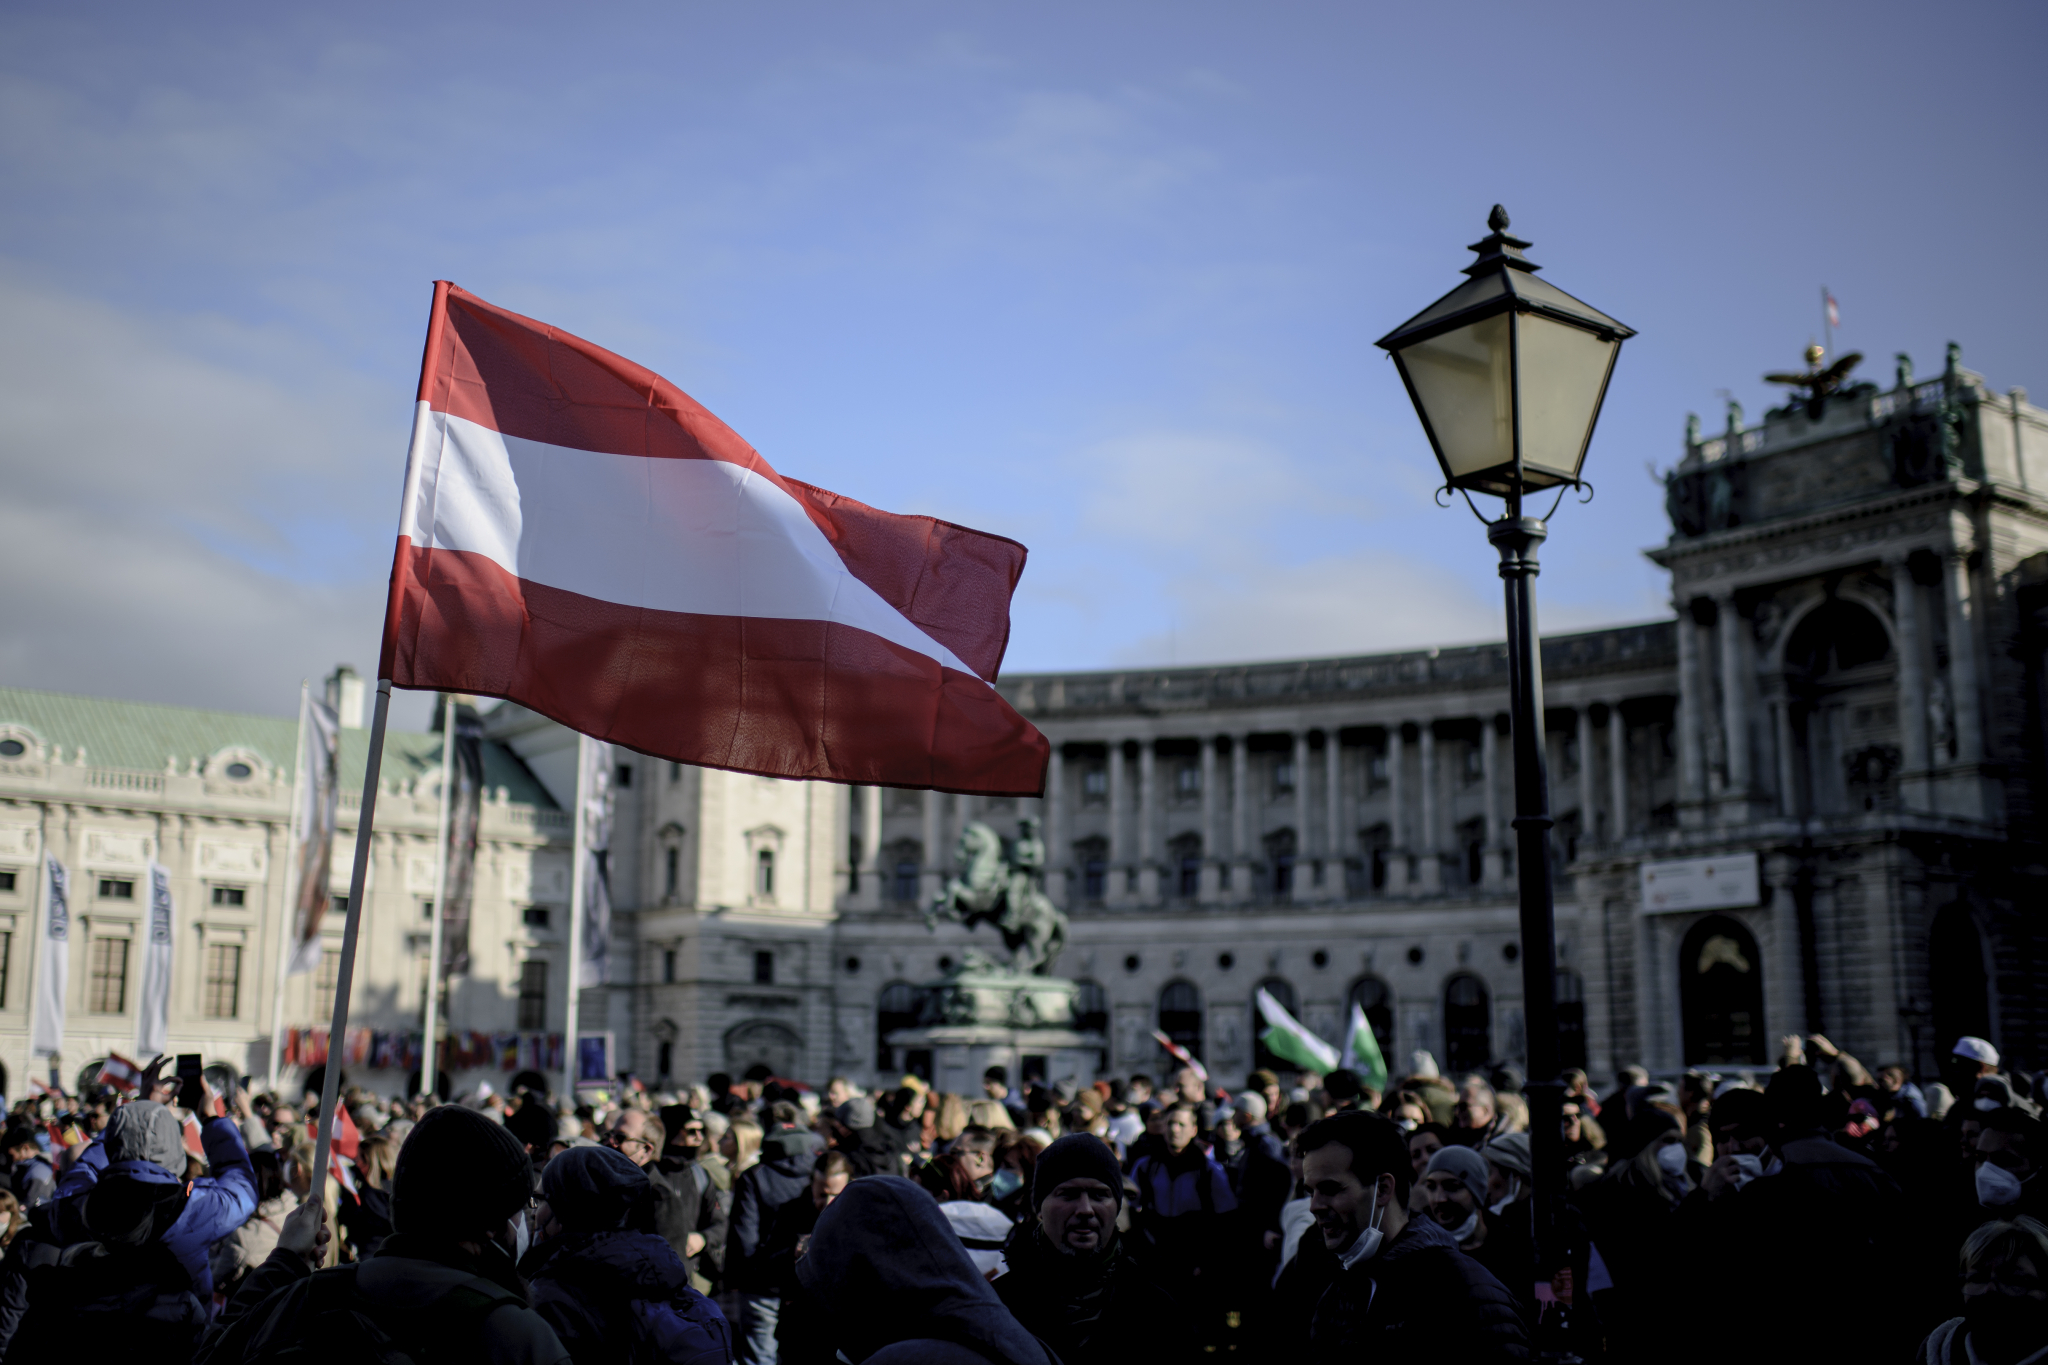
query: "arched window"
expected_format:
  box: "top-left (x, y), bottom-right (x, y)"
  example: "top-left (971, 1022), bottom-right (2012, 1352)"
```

top-left (1930, 904), bottom-right (1992, 1060)
top-left (1073, 979), bottom-right (1109, 1034)
top-left (1555, 969), bottom-right (1587, 1070)
top-left (1679, 915), bottom-right (1766, 1065)
top-left (1251, 977), bottom-right (1297, 1073)
top-left (1264, 828), bottom-right (1297, 897)
top-left (876, 980), bottom-right (924, 1071)
top-left (1347, 976), bottom-right (1394, 1063)
top-left (1443, 974), bottom-right (1491, 1074)
top-left (1168, 833), bottom-right (1202, 899)
top-left (1158, 979), bottom-right (1203, 1062)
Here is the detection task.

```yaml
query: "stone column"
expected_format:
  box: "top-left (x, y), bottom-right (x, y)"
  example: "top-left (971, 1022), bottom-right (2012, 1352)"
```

top-left (861, 786), bottom-right (884, 908)
top-left (1137, 739), bottom-right (1158, 901)
top-left (920, 788), bottom-right (943, 904)
top-left (1388, 725), bottom-right (1407, 890)
top-left (1943, 550), bottom-right (1984, 766)
top-left (1107, 741), bottom-right (1128, 902)
top-left (1718, 593), bottom-right (1752, 817)
top-left (1481, 715), bottom-right (1503, 885)
top-left (1571, 708), bottom-right (1594, 852)
top-left (1325, 732), bottom-right (1343, 883)
top-left (1291, 731), bottom-right (1309, 901)
top-left (1045, 748), bottom-right (1067, 907)
top-left (1675, 604), bottom-right (1708, 822)
top-left (1417, 724), bottom-right (1440, 893)
top-left (1890, 556), bottom-right (1930, 810)
top-left (1607, 705), bottom-right (1628, 843)
top-left (1772, 701), bottom-right (1799, 818)
top-left (1230, 735), bottom-right (1250, 896)
top-left (1200, 738), bottom-right (1221, 901)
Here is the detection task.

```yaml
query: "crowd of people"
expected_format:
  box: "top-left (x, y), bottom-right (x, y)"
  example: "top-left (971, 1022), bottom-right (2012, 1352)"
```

top-left (0, 1031), bottom-right (2040, 1364)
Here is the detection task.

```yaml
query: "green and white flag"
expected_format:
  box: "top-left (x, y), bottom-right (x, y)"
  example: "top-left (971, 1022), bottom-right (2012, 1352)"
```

top-left (1256, 988), bottom-right (1339, 1073)
top-left (1345, 1002), bottom-right (1389, 1095)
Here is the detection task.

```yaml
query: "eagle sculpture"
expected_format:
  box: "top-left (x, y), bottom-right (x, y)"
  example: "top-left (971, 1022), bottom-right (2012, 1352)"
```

top-left (1765, 344), bottom-right (1863, 418)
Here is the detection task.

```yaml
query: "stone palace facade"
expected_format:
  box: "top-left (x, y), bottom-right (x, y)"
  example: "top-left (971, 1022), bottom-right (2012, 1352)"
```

top-left (1, 344), bottom-right (2043, 1097)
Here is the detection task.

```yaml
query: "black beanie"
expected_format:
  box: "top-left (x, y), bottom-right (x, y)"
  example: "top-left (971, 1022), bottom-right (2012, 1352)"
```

top-left (1030, 1133), bottom-right (1123, 1211)
top-left (392, 1104), bottom-right (534, 1238)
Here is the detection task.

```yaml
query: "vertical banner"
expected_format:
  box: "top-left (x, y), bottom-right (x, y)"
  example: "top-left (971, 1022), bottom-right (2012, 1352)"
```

top-left (31, 857), bottom-right (68, 1057)
top-left (288, 696), bottom-right (341, 976)
top-left (579, 739), bottom-right (614, 988)
top-left (135, 862), bottom-right (175, 1056)
top-left (439, 701), bottom-right (485, 978)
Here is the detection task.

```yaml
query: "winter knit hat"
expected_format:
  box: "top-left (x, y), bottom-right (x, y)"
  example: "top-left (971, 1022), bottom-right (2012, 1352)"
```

top-left (391, 1103), bottom-right (534, 1238)
top-left (541, 1144), bottom-right (651, 1233)
top-left (105, 1101), bottom-right (186, 1173)
top-left (1482, 1132), bottom-right (1532, 1181)
top-left (1030, 1133), bottom-right (1124, 1211)
top-left (1424, 1143), bottom-right (1491, 1204)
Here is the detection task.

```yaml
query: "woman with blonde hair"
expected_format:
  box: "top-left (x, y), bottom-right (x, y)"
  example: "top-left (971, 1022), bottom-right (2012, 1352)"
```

top-left (933, 1092), bottom-right (969, 1144)
top-left (966, 1098), bottom-right (1017, 1132)
top-left (726, 1118), bottom-right (764, 1175)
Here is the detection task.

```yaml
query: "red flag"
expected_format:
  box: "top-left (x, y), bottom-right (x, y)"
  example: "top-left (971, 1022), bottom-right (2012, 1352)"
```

top-left (97, 1054), bottom-right (142, 1095)
top-left (379, 284), bottom-right (1049, 796)
top-left (308, 1102), bottom-right (360, 1161)
top-left (182, 1114), bottom-right (203, 1158)
top-left (1825, 291), bottom-right (1840, 328)
top-left (1151, 1030), bottom-right (1210, 1083)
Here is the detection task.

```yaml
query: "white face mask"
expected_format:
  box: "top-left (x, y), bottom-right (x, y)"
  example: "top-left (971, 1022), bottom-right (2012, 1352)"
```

top-left (1656, 1143), bottom-right (1688, 1178)
top-left (1444, 1206), bottom-right (1480, 1243)
top-left (1339, 1176), bottom-right (1392, 1268)
top-left (510, 1211), bottom-right (532, 1263)
top-left (1727, 1154), bottom-right (1764, 1191)
top-left (1487, 1177), bottom-right (1522, 1216)
top-left (1977, 1162), bottom-right (2024, 1209)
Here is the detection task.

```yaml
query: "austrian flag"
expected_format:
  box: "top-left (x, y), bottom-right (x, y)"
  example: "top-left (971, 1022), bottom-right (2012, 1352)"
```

top-left (379, 284), bottom-right (1049, 796)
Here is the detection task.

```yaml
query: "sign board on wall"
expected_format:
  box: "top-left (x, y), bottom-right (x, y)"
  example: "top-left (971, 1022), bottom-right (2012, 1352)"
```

top-left (1639, 852), bottom-right (1760, 914)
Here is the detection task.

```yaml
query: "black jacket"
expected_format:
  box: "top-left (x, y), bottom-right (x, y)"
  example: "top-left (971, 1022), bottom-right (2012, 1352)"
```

top-left (651, 1153), bottom-right (727, 1286)
top-left (1307, 1215), bottom-right (1528, 1363)
top-left (995, 1224), bottom-right (1194, 1365)
top-left (725, 1130), bottom-right (823, 1295)
top-left (525, 1228), bottom-right (730, 1365)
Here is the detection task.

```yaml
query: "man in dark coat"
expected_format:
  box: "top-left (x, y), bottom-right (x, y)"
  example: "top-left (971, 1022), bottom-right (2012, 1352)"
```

top-left (1298, 1110), bottom-right (1527, 1361)
top-left (522, 1144), bottom-right (729, 1365)
top-left (996, 1134), bottom-right (1193, 1365)
top-left (766, 1152), bottom-right (855, 1365)
top-left (652, 1105), bottom-right (728, 1291)
top-left (726, 1118), bottom-right (825, 1364)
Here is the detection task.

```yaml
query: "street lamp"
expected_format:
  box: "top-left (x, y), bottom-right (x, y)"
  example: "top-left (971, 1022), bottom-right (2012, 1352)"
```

top-left (1377, 206), bottom-right (1633, 1346)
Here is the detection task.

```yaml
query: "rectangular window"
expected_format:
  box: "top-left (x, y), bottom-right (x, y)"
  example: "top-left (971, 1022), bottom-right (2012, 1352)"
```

top-left (1083, 857), bottom-right (1107, 901)
top-left (330, 895), bottom-right (349, 914)
top-left (420, 900), bottom-right (434, 921)
top-left (662, 948), bottom-right (677, 984)
top-left (892, 860), bottom-right (920, 903)
top-left (211, 885), bottom-right (245, 907)
top-left (0, 871), bottom-right (15, 893)
top-left (1176, 764), bottom-right (1201, 798)
top-left (0, 930), bottom-right (11, 1008)
top-left (87, 937), bottom-right (129, 1013)
top-left (314, 949), bottom-right (341, 1022)
top-left (657, 1039), bottom-right (674, 1076)
top-left (98, 878), bottom-right (135, 901)
top-left (518, 960), bottom-right (548, 1030)
top-left (522, 906), bottom-right (550, 928)
top-left (1081, 766), bottom-right (1108, 803)
top-left (669, 762), bottom-right (682, 783)
top-left (203, 943), bottom-right (242, 1018)
top-left (664, 847), bottom-right (679, 899)
top-left (1272, 759), bottom-right (1295, 795)
top-left (753, 950), bottom-right (774, 985)
top-left (756, 849), bottom-right (775, 899)
top-left (614, 762), bottom-right (634, 788)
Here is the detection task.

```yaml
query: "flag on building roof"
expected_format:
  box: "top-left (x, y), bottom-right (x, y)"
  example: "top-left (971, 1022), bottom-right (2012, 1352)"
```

top-left (378, 283), bottom-right (1050, 796)
top-left (1825, 291), bottom-right (1840, 329)
top-left (1344, 1002), bottom-right (1389, 1096)
top-left (1255, 988), bottom-right (1339, 1073)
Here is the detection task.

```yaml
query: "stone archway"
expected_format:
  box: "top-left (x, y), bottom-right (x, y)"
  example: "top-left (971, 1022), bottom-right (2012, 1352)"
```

top-left (1679, 914), bottom-right (1766, 1065)
top-left (723, 1019), bottom-right (804, 1080)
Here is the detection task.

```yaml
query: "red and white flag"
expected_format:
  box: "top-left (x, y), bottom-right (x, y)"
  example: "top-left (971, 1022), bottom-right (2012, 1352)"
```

top-left (379, 284), bottom-right (1049, 795)
top-left (97, 1052), bottom-right (143, 1095)
top-left (1151, 1029), bottom-right (1210, 1083)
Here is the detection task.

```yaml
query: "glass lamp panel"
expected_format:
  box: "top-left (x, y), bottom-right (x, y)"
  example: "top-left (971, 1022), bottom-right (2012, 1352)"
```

top-left (1397, 312), bottom-right (1512, 480)
top-left (1514, 312), bottom-right (1617, 482)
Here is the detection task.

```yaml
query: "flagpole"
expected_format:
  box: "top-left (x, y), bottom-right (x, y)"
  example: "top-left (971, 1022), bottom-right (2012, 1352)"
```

top-left (563, 733), bottom-right (589, 1100)
top-left (311, 678), bottom-right (394, 1200)
top-left (28, 807), bottom-right (54, 1087)
top-left (1822, 285), bottom-right (1833, 358)
top-left (268, 682), bottom-right (310, 1091)
top-left (421, 694), bottom-right (455, 1099)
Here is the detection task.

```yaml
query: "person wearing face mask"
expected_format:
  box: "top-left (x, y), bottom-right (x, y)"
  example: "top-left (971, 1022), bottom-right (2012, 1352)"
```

top-left (198, 1103), bottom-right (571, 1365)
top-left (1917, 1215), bottom-right (2048, 1365)
top-left (1573, 1104), bottom-right (1692, 1358)
top-left (1974, 1111), bottom-right (2047, 1225)
top-left (1297, 1111), bottom-right (1527, 1360)
top-left (995, 1134), bottom-right (1190, 1365)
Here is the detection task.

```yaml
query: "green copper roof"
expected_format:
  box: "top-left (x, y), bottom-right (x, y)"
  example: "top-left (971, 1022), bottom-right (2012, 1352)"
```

top-left (0, 686), bottom-right (557, 808)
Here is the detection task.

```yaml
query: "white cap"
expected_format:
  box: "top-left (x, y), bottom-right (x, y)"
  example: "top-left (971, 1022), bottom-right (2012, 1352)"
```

top-left (1952, 1036), bottom-right (2000, 1066)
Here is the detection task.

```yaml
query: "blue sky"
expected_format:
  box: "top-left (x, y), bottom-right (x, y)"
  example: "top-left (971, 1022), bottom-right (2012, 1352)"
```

top-left (2, 0), bottom-right (2041, 731)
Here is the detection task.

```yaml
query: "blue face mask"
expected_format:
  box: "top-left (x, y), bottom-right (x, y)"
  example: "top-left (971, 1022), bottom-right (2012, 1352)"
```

top-left (988, 1168), bottom-right (1023, 1199)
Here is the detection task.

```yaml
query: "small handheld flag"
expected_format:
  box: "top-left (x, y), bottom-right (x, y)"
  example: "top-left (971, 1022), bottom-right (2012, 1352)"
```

top-left (1344, 1003), bottom-right (1390, 1096)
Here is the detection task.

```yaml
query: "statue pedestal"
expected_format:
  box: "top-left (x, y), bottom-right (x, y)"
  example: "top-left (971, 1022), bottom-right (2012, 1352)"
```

top-left (884, 970), bottom-right (1105, 1095)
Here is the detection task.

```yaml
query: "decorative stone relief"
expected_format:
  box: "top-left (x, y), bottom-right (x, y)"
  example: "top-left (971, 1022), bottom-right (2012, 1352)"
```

top-left (197, 840), bottom-right (267, 878)
top-left (83, 830), bottom-right (152, 868)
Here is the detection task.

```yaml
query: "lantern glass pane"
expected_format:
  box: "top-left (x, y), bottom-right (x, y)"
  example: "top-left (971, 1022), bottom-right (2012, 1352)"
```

top-left (1514, 312), bottom-right (1617, 482)
top-left (1397, 312), bottom-right (1512, 480)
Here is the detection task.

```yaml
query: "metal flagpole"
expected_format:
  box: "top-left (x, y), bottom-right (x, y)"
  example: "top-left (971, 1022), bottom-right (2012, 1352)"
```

top-left (311, 678), bottom-right (395, 1199)
top-left (1822, 285), bottom-right (1833, 359)
top-left (563, 733), bottom-right (589, 1099)
top-left (420, 694), bottom-right (455, 1099)
top-left (268, 682), bottom-right (310, 1091)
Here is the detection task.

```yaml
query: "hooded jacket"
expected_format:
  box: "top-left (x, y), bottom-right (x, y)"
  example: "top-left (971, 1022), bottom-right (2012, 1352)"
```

top-left (0, 1111), bottom-right (255, 1356)
top-left (725, 1127), bottom-right (824, 1295)
top-left (796, 1177), bottom-right (1056, 1365)
top-left (1307, 1213), bottom-right (1529, 1362)
top-left (995, 1223), bottom-right (1190, 1365)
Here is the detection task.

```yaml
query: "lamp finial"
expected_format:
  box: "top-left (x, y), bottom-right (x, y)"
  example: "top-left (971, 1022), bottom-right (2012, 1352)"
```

top-left (1464, 206), bottom-right (1537, 277)
top-left (1488, 204), bottom-right (1510, 233)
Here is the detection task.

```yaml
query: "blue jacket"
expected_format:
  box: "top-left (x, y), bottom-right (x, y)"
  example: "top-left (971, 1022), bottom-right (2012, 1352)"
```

top-left (8, 1158), bottom-right (53, 1210)
top-left (526, 1228), bottom-right (730, 1365)
top-left (0, 1115), bottom-right (256, 1355)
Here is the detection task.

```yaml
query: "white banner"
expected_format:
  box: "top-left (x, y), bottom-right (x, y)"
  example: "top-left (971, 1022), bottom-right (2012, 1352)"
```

top-left (288, 695), bottom-right (341, 976)
top-left (135, 861), bottom-right (175, 1056)
top-left (1639, 852), bottom-right (1760, 915)
top-left (578, 739), bottom-right (613, 988)
top-left (30, 856), bottom-right (68, 1058)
